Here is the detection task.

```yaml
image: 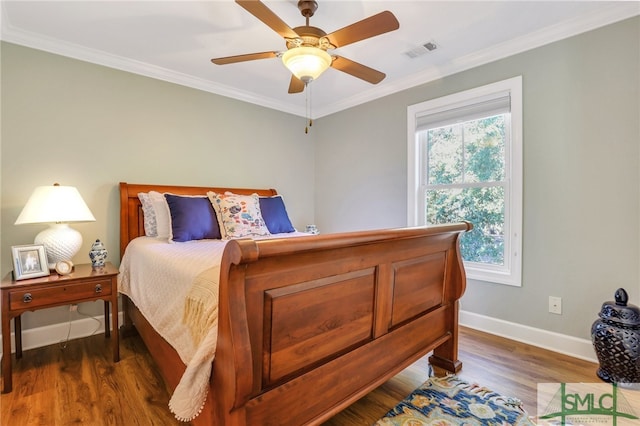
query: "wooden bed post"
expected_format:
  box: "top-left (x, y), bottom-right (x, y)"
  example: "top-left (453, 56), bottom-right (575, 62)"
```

top-left (428, 299), bottom-right (463, 373)
top-left (428, 226), bottom-right (469, 373)
top-left (211, 239), bottom-right (258, 424)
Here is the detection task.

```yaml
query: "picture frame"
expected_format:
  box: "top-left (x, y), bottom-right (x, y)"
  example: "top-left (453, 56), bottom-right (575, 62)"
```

top-left (11, 244), bottom-right (50, 281)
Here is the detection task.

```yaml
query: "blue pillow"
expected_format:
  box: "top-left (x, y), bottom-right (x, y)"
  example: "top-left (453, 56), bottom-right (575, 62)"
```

top-left (259, 195), bottom-right (295, 234)
top-left (164, 194), bottom-right (222, 242)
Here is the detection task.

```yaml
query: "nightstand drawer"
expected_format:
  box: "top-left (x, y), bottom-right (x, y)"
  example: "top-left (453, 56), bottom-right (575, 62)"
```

top-left (8, 279), bottom-right (112, 310)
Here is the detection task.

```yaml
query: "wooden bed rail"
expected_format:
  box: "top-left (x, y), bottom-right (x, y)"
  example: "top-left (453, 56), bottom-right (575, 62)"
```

top-left (232, 222), bottom-right (473, 260)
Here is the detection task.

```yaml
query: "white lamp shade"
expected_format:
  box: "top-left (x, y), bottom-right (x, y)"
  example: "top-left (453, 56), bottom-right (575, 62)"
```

top-left (15, 184), bottom-right (95, 268)
top-left (15, 185), bottom-right (96, 224)
top-left (282, 47), bottom-right (332, 83)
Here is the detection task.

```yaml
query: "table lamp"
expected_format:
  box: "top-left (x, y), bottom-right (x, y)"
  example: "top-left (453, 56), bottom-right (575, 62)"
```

top-left (15, 183), bottom-right (96, 269)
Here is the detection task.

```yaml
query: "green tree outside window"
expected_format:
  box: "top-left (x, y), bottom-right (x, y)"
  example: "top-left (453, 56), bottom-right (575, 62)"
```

top-left (424, 115), bottom-right (506, 266)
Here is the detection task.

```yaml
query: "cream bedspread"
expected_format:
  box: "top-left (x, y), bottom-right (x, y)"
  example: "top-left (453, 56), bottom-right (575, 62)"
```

top-left (118, 233), bottom-right (307, 421)
top-left (118, 237), bottom-right (226, 420)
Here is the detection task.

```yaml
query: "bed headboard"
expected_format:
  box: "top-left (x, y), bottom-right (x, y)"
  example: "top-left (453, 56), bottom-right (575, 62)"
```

top-left (119, 182), bottom-right (278, 259)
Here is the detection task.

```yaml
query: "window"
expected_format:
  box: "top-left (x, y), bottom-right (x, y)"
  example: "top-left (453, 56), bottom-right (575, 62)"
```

top-left (407, 76), bottom-right (522, 286)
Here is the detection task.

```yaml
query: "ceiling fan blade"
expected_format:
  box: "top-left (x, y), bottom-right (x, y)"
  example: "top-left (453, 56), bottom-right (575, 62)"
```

top-left (211, 51), bottom-right (278, 65)
top-left (326, 11), bottom-right (399, 48)
top-left (236, 0), bottom-right (299, 39)
top-left (331, 56), bottom-right (386, 84)
top-left (288, 75), bottom-right (305, 94)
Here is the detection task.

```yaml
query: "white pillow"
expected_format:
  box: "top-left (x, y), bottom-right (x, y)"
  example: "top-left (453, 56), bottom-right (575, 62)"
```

top-left (148, 191), bottom-right (172, 240)
top-left (207, 191), bottom-right (270, 239)
top-left (137, 192), bottom-right (157, 237)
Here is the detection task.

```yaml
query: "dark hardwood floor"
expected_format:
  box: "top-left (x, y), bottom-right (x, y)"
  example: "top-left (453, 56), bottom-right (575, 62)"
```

top-left (1, 326), bottom-right (599, 425)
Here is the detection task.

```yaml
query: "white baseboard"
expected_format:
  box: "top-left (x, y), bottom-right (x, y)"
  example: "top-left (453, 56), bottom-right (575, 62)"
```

top-left (0, 311), bottom-right (124, 356)
top-left (2, 310), bottom-right (597, 364)
top-left (460, 310), bottom-right (598, 363)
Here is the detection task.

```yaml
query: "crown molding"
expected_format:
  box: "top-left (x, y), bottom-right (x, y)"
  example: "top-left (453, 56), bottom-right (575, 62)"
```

top-left (2, 3), bottom-right (638, 119)
top-left (314, 3), bottom-right (639, 118)
top-left (0, 17), bottom-right (303, 116)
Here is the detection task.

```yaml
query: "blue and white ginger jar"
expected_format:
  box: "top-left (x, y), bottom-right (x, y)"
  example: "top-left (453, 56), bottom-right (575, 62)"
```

top-left (89, 239), bottom-right (108, 267)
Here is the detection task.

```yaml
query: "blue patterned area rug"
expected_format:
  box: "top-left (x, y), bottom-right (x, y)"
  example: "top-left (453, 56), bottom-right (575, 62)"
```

top-left (374, 375), bottom-right (537, 425)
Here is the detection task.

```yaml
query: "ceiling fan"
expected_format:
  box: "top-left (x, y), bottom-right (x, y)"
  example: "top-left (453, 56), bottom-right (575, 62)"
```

top-left (211, 0), bottom-right (400, 94)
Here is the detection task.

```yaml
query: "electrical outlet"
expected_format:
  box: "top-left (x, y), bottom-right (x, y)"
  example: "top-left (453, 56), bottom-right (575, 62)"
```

top-left (549, 296), bottom-right (562, 315)
top-left (69, 304), bottom-right (78, 312)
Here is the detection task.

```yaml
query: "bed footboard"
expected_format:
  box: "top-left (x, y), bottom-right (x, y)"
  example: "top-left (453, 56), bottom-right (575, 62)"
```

top-left (212, 223), bottom-right (471, 425)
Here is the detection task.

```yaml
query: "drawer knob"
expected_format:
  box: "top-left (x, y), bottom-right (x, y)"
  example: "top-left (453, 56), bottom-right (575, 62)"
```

top-left (23, 293), bottom-right (33, 303)
top-left (95, 284), bottom-right (102, 293)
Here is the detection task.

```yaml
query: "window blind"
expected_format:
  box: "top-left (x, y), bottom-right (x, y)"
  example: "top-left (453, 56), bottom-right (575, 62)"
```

top-left (416, 91), bottom-right (511, 131)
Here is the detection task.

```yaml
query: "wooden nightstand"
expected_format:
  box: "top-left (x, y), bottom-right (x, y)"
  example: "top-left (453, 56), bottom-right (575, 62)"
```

top-left (1, 262), bottom-right (119, 393)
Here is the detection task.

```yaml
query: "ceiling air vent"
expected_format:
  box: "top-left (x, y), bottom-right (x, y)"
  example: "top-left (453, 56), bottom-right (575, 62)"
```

top-left (404, 41), bottom-right (438, 59)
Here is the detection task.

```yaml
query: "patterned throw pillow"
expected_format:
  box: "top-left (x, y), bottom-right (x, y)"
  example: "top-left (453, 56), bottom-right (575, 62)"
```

top-left (138, 192), bottom-right (157, 237)
top-left (148, 191), bottom-right (172, 240)
top-left (137, 191), bottom-right (172, 240)
top-left (207, 192), bottom-right (270, 239)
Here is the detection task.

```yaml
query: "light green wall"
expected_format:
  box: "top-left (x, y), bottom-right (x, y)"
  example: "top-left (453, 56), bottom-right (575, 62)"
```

top-left (0, 42), bottom-right (315, 329)
top-left (314, 17), bottom-right (640, 340)
top-left (2, 17), bottom-right (639, 341)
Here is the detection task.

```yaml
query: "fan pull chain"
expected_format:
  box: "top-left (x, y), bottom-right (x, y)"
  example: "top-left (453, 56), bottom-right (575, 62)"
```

top-left (305, 82), bottom-right (313, 134)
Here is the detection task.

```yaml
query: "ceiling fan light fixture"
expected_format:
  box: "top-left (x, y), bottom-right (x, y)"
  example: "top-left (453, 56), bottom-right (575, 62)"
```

top-left (282, 46), bottom-right (332, 83)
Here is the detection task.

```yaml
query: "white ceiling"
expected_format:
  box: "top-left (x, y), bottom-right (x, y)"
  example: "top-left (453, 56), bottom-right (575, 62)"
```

top-left (1, 1), bottom-right (638, 118)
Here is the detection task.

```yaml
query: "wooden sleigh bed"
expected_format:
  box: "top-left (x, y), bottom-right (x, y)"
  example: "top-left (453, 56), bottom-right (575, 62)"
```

top-left (119, 182), bottom-right (472, 425)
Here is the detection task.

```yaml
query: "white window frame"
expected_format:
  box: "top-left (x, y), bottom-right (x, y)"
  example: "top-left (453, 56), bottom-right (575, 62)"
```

top-left (407, 76), bottom-right (523, 286)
